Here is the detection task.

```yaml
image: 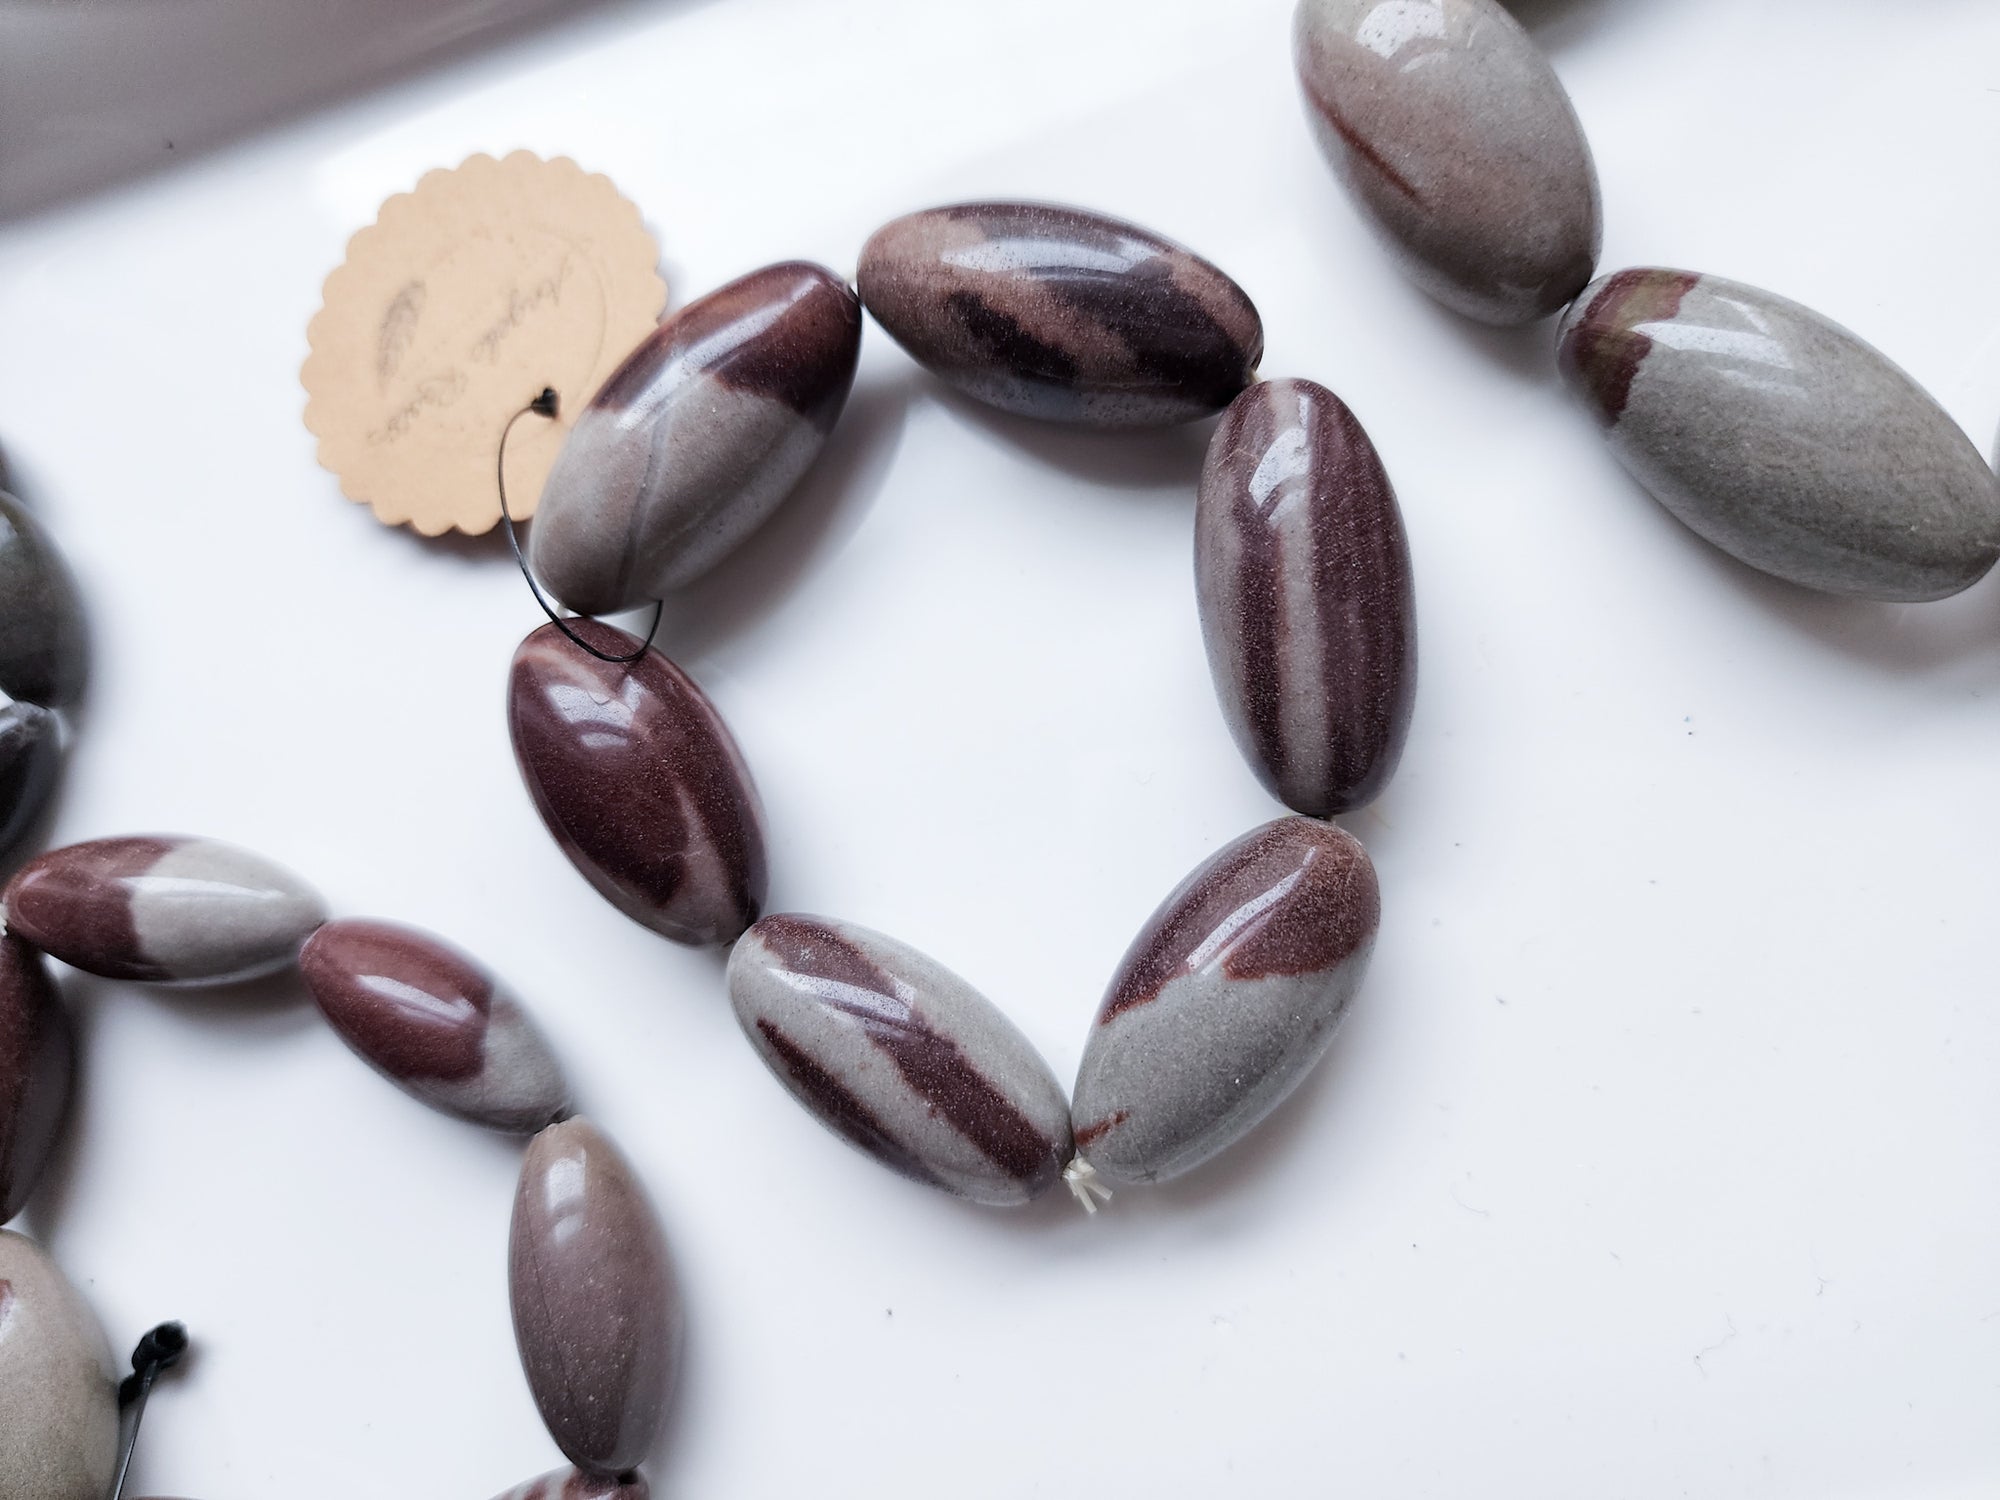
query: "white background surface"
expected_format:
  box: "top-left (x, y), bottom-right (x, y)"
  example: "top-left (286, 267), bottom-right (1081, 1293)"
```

top-left (2, 1), bottom-right (1998, 1496)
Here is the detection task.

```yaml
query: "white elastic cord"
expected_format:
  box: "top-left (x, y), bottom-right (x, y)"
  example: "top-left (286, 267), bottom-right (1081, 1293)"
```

top-left (1063, 1158), bottom-right (1114, 1215)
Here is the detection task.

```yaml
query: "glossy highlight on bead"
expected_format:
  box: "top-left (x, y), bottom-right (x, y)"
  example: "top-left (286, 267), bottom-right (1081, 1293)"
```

top-left (299, 919), bottom-right (571, 1133)
top-left (859, 201), bottom-right (1263, 426)
top-left (1, 835), bottom-right (327, 985)
top-left (510, 1117), bottom-right (681, 1476)
top-left (0, 700), bottom-right (61, 869)
top-left (1072, 817), bottom-right (1380, 1186)
top-left (1292, 0), bottom-right (1601, 325)
top-left (729, 915), bottom-right (1073, 1206)
top-left (0, 487), bottom-right (88, 708)
top-left (531, 261), bottom-right (864, 615)
top-left (1196, 378), bottom-right (1415, 816)
top-left (0, 1229), bottom-right (118, 1500)
top-left (489, 1468), bottom-right (650, 1500)
top-left (1557, 268), bottom-right (2000, 600)
top-left (508, 619), bottom-right (768, 947)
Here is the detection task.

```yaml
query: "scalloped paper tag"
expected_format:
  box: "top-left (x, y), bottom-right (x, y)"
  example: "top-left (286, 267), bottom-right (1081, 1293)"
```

top-left (302, 151), bottom-right (666, 536)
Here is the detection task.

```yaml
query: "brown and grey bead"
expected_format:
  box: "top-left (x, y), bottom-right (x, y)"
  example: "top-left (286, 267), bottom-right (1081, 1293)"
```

top-left (510, 1117), bottom-right (681, 1477)
top-left (0, 699), bottom-right (61, 867)
top-left (0, 1229), bottom-right (119, 1500)
top-left (728, 915), bottom-right (1073, 1206)
top-left (1557, 269), bottom-right (2000, 600)
top-left (0, 488), bottom-right (88, 708)
top-left (530, 262), bottom-right (864, 616)
top-left (1292, 0), bottom-right (1601, 326)
top-left (857, 201), bottom-right (1263, 426)
top-left (489, 1468), bottom-right (650, 1500)
top-left (1196, 378), bottom-right (1415, 817)
top-left (1, 835), bottom-right (327, 985)
top-left (0, 935), bottom-right (70, 1222)
top-left (298, 919), bottom-right (570, 1134)
top-left (1071, 817), bottom-right (1379, 1187)
top-left (508, 620), bottom-right (767, 948)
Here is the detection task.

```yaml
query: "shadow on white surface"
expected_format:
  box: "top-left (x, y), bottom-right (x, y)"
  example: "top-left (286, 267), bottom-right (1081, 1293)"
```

top-left (23, 968), bottom-right (322, 1253)
top-left (1584, 449), bottom-right (2000, 681)
top-left (926, 385), bottom-right (1216, 494)
top-left (657, 372), bottom-right (918, 666)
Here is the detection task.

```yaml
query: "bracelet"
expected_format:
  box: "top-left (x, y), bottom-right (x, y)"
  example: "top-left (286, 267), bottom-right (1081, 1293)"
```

top-left (6, 1), bottom-right (1996, 1496)
top-left (505, 190), bottom-right (1400, 1210)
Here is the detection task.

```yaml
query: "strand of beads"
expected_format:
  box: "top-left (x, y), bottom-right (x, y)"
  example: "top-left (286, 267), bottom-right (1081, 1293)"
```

top-left (508, 198), bottom-right (1413, 1205)
top-left (1289, 0), bottom-right (2000, 595)
top-left (505, 0), bottom-right (2000, 1203)
top-left (0, 831), bottom-right (685, 1499)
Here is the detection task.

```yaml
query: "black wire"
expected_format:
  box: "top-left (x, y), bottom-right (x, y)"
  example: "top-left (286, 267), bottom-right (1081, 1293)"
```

top-left (497, 388), bottom-right (663, 664)
top-left (111, 1321), bottom-right (188, 1500)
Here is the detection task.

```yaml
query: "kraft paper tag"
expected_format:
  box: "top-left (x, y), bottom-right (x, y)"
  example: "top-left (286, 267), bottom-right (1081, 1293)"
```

top-left (302, 151), bottom-right (667, 536)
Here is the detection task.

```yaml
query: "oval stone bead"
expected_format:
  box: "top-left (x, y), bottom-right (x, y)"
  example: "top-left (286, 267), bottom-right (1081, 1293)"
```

top-left (0, 699), bottom-right (61, 866)
top-left (1071, 817), bottom-right (1379, 1187)
top-left (2, 835), bottom-right (327, 985)
top-left (1557, 269), bottom-right (2000, 600)
top-left (857, 202), bottom-right (1263, 427)
top-left (0, 937), bottom-right (70, 1222)
top-left (1196, 378), bottom-right (1416, 816)
top-left (299, 920), bottom-right (570, 1133)
top-left (0, 489), bottom-right (88, 707)
top-left (508, 620), bottom-right (767, 947)
top-left (490, 1469), bottom-right (649, 1500)
top-left (728, 915), bottom-right (1074, 1206)
top-left (511, 1117), bottom-right (681, 1476)
top-left (0, 1230), bottom-right (119, 1500)
top-left (530, 262), bottom-right (864, 616)
top-left (1293, 0), bottom-right (1601, 326)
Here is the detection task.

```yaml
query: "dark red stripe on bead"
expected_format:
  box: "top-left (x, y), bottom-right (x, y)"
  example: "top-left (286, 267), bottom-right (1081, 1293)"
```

top-left (1303, 388), bottom-right (1415, 812)
top-left (508, 620), bottom-right (766, 945)
top-left (756, 917), bottom-right (1060, 1183)
top-left (1073, 1110), bottom-right (1128, 1148)
top-left (1304, 89), bottom-right (1422, 201)
top-left (1223, 390), bottom-right (1293, 787)
top-left (1558, 268), bottom-right (1701, 425)
top-left (1100, 821), bottom-right (1378, 1022)
top-left (2, 836), bottom-right (179, 982)
top-left (753, 1018), bottom-right (949, 1191)
top-left (593, 262), bottom-right (861, 429)
top-left (299, 921), bottom-right (491, 1083)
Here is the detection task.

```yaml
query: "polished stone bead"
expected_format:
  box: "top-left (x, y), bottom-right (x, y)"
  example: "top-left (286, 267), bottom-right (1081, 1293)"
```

top-left (0, 699), bottom-right (61, 866)
top-left (0, 936), bottom-right (70, 1222)
top-left (511, 1117), bottom-right (681, 1476)
top-left (0, 1229), bottom-right (118, 1500)
top-left (508, 620), bottom-right (767, 947)
top-left (0, 490), bottom-right (87, 709)
top-left (531, 262), bottom-right (864, 616)
top-left (729, 915), bottom-right (1073, 1206)
top-left (489, 1469), bottom-right (649, 1500)
top-left (1293, 0), bottom-right (1601, 325)
top-left (1071, 817), bottom-right (1379, 1186)
top-left (1557, 269), bottom-right (2000, 600)
top-left (1197, 378), bottom-right (1416, 816)
top-left (299, 919), bottom-right (570, 1134)
top-left (857, 201), bottom-right (1263, 426)
top-left (1, 835), bottom-right (327, 984)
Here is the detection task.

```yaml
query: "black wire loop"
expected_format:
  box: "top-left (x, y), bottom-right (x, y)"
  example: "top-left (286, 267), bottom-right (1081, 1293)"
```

top-left (497, 388), bottom-right (664, 664)
top-left (111, 1320), bottom-right (188, 1500)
